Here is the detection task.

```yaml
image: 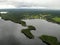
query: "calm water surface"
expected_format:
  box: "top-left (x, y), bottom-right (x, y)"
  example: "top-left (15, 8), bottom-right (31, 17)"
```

top-left (0, 19), bottom-right (60, 45)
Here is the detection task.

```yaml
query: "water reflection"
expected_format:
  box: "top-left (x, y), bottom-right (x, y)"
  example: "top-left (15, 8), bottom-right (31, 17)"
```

top-left (0, 35), bottom-right (21, 45)
top-left (0, 12), bottom-right (8, 14)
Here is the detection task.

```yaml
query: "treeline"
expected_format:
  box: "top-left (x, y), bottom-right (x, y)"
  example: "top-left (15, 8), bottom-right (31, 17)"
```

top-left (0, 11), bottom-right (60, 24)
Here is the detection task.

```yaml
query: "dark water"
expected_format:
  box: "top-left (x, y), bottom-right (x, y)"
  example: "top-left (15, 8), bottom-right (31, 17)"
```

top-left (0, 19), bottom-right (60, 45)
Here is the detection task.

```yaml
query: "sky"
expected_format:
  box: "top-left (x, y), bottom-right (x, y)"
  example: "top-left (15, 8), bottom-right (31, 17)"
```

top-left (0, 0), bottom-right (60, 9)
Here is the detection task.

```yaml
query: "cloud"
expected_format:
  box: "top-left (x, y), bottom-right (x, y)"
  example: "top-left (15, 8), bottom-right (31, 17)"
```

top-left (0, 4), bottom-right (16, 9)
top-left (0, 0), bottom-right (60, 9)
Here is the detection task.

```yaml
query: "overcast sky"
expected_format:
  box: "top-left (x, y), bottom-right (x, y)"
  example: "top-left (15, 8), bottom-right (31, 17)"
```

top-left (0, 0), bottom-right (60, 9)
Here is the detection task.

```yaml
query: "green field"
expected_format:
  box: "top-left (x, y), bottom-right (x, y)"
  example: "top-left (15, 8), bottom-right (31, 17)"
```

top-left (52, 17), bottom-right (60, 22)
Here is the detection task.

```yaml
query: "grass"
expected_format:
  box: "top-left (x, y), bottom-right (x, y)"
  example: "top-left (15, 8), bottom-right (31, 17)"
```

top-left (39, 35), bottom-right (60, 45)
top-left (52, 17), bottom-right (60, 23)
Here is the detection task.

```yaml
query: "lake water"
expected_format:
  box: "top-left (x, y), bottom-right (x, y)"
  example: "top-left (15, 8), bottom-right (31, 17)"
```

top-left (0, 19), bottom-right (60, 45)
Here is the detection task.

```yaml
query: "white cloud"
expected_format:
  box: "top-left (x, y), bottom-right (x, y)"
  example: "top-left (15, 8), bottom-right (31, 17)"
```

top-left (0, 0), bottom-right (60, 9)
top-left (0, 4), bottom-right (16, 9)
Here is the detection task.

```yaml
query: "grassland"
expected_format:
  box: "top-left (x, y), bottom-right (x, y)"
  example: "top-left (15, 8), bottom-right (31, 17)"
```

top-left (52, 17), bottom-right (60, 23)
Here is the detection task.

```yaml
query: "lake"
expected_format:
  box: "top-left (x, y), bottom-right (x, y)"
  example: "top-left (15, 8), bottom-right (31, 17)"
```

top-left (0, 19), bottom-right (60, 45)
